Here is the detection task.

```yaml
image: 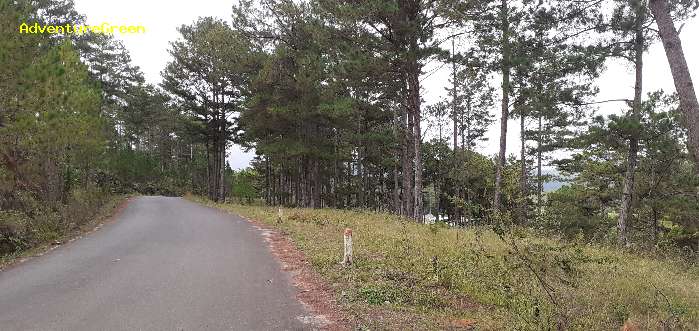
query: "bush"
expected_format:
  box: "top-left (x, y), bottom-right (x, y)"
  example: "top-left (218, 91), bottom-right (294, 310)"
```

top-left (0, 210), bottom-right (30, 254)
top-left (1, 185), bottom-right (115, 259)
top-left (63, 186), bottom-right (111, 228)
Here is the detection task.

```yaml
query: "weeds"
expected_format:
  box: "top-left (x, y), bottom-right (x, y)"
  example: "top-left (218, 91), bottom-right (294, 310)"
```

top-left (198, 200), bottom-right (699, 330)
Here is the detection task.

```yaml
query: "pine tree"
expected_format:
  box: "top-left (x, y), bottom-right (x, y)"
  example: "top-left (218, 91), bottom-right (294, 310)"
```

top-left (162, 18), bottom-right (254, 202)
top-left (649, 0), bottom-right (699, 173)
top-left (318, 0), bottom-right (447, 220)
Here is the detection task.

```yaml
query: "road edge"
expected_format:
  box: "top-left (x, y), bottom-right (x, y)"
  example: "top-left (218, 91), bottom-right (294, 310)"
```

top-left (186, 197), bottom-right (351, 331)
top-left (0, 195), bottom-right (133, 272)
top-left (244, 216), bottom-right (350, 331)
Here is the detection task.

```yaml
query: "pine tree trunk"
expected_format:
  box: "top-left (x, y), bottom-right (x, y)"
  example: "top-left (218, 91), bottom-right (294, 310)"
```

top-left (206, 140), bottom-right (214, 201)
top-left (452, 39), bottom-right (459, 152)
top-left (213, 140), bottom-right (219, 202)
top-left (392, 108), bottom-right (401, 214)
top-left (436, 117), bottom-right (442, 222)
top-left (618, 6), bottom-right (644, 246)
top-left (408, 56), bottom-right (423, 221)
top-left (313, 158), bottom-right (321, 208)
top-left (537, 113), bottom-right (543, 216)
top-left (393, 162), bottom-right (400, 213)
top-left (265, 157), bottom-right (271, 205)
top-left (402, 92), bottom-right (415, 218)
top-left (493, 0), bottom-right (511, 212)
top-left (219, 136), bottom-right (225, 202)
top-left (270, 162), bottom-right (276, 205)
top-left (519, 113), bottom-right (527, 223)
top-left (459, 95), bottom-right (471, 151)
top-left (358, 147), bottom-right (365, 208)
top-left (649, 0), bottom-right (699, 173)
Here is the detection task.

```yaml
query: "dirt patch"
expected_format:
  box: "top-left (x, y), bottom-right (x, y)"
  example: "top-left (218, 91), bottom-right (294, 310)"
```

top-left (245, 217), bottom-right (351, 331)
top-left (448, 293), bottom-right (482, 311)
top-left (451, 318), bottom-right (478, 329)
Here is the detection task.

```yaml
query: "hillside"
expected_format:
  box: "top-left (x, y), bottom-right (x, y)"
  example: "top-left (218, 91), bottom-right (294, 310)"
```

top-left (197, 199), bottom-right (699, 330)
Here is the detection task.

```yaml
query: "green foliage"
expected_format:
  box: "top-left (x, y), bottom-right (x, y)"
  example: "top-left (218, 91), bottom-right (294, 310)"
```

top-left (229, 168), bottom-right (260, 203)
top-left (161, 17), bottom-right (254, 201)
top-left (422, 140), bottom-right (495, 224)
top-left (0, 0), bottom-right (203, 260)
top-left (553, 92), bottom-right (699, 250)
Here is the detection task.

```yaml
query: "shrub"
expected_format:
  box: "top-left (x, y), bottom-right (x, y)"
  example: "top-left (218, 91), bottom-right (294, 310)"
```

top-left (0, 210), bottom-right (30, 254)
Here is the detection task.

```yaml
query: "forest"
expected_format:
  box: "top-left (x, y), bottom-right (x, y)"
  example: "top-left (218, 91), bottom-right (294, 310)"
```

top-left (3, 0), bottom-right (697, 254)
top-left (2, 0), bottom-right (699, 328)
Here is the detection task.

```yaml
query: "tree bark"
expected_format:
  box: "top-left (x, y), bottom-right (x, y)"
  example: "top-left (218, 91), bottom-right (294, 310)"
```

top-left (493, 0), bottom-right (511, 212)
top-left (265, 157), bottom-right (271, 205)
top-left (402, 87), bottom-right (415, 218)
top-left (219, 134), bottom-right (225, 202)
top-left (452, 38), bottom-right (459, 152)
top-left (618, 5), bottom-right (645, 246)
top-left (519, 113), bottom-right (527, 223)
top-left (393, 107), bottom-right (401, 213)
top-left (649, 0), bottom-right (699, 173)
top-left (537, 113), bottom-right (543, 216)
top-left (313, 158), bottom-right (321, 208)
top-left (206, 140), bottom-right (214, 201)
top-left (410, 63), bottom-right (423, 221)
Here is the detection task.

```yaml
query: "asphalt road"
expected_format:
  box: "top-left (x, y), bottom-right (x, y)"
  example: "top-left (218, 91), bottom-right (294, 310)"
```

top-left (0, 196), bottom-right (311, 330)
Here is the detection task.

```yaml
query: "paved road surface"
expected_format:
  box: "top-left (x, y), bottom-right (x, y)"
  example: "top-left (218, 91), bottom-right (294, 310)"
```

top-left (0, 196), bottom-right (310, 330)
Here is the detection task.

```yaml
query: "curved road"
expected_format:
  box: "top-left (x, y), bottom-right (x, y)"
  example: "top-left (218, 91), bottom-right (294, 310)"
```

top-left (0, 196), bottom-right (310, 330)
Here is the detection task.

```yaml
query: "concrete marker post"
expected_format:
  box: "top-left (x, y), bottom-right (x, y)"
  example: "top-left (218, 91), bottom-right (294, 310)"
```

top-left (343, 228), bottom-right (352, 266)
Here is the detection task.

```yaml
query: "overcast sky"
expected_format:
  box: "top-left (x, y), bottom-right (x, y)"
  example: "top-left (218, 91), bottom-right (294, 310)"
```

top-left (73, 0), bottom-right (699, 170)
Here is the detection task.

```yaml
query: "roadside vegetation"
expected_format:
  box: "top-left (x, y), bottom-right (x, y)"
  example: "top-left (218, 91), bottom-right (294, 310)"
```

top-left (0, 193), bottom-right (128, 268)
top-left (200, 200), bottom-right (699, 330)
top-left (0, 1), bottom-right (213, 258)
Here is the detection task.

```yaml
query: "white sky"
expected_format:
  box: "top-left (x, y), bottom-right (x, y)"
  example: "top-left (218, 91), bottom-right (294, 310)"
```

top-left (73, 0), bottom-right (699, 170)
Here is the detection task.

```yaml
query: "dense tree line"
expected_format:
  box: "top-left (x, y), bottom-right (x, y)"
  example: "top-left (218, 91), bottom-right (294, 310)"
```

top-left (223, 0), bottom-right (699, 250)
top-left (2, 0), bottom-right (698, 255)
top-left (0, 0), bottom-right (214, 254)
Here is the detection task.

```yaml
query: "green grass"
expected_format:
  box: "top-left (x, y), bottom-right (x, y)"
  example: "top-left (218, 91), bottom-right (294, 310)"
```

top-left (196, 199), bottom-right (699, 330)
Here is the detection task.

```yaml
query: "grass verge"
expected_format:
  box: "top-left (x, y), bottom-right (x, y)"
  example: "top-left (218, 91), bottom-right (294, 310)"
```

top-left (194, 199), bottom-right (699, 330)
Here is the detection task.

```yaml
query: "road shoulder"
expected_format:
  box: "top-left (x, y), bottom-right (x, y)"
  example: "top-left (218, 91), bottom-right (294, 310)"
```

top-left (189, 197), bottom-right (350, 331)
top-left (0, 195), bottom-right (133, 272)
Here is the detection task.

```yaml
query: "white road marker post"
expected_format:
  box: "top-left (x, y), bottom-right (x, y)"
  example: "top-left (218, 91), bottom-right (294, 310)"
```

top-left (277, 207), bottom-right (283, 224)
top-left (343, 228), bottom-right (353, 267)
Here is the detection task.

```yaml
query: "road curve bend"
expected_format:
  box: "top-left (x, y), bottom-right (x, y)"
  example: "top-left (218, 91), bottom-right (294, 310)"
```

top-left (0, 196), bottom-right (310, 330)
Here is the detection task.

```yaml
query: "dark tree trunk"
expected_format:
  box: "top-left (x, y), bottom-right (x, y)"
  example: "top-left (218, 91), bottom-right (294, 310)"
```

top-left (649, 0), bottom-right (699, 173)
top-left (493, 0), bottom-right (511, 212)
top-left (393, 108), bottom-right (401, 213)
top-left (519, 113), bottom-right (527, 223)
top-left (206, 140), bottom-right (214, 201)
top-left (452, 38), bottom-right (459, 152)
top-left (409, 61), bottom-right (423, 221)
top-left (618, 5), bottom-right (644, 246)
top-left (218, 134), bottom-right (225, 202)
top-left (402, 92), bottom-right (414, 218)
top-left (313, 158), bottom-right (321, 208)
top-left (265, 157), bottom-right (271, 205)
top-left (465, 95), bottom-right (473, 151)
top-left (537, 113), bottom-right (543, 216)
